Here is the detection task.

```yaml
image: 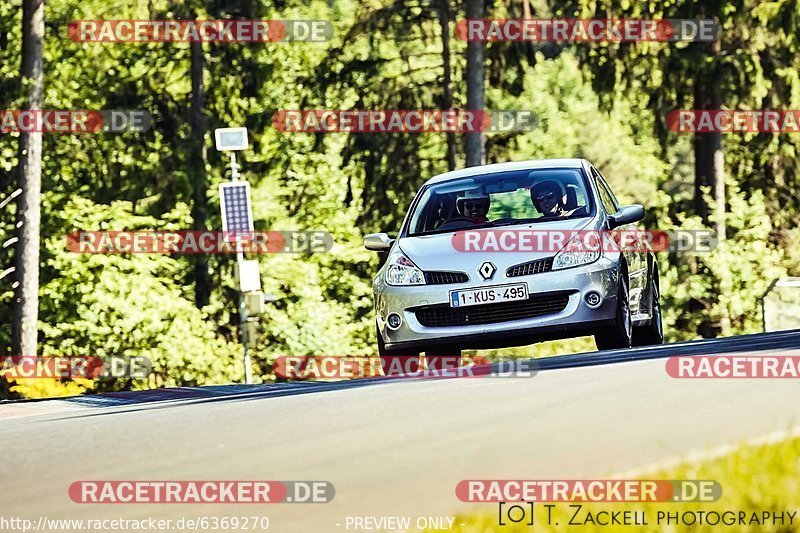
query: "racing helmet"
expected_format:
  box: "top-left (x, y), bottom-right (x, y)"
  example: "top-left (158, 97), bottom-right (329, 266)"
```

top-left (530, 179), bottom-right (567, 207)
top-left (456, 188), bottom-right (490, 214)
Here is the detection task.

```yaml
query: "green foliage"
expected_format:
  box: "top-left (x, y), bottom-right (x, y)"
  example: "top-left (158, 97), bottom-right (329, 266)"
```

top-left (39, 196), bottom-right (243, 388)
top-left (656, 183), bottom-right (786, 340)
top-left (550, 0), bottom-right (800, 228)
top-left (486, 53), bottom-right (666, 206)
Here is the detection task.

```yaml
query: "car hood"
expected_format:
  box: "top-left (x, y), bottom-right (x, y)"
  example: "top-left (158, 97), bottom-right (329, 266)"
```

top-left (398, 217), bottom-right (595, 273)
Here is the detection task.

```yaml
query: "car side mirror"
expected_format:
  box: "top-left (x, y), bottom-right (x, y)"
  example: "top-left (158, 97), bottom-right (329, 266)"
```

top-left (608, 204), bottom-right (644, 229)
top-left (364, 232), bottom-right (395, 251)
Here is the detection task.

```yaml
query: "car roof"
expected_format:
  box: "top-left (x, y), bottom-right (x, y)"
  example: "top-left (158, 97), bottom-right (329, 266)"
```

top-left (424, 158), bottom-right (587, 186)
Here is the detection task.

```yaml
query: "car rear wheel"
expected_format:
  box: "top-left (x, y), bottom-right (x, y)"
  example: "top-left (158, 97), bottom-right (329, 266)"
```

top-left (632, 268), bottom-right (663, 346)
top-left (594, 273), bottom-right (632, 351)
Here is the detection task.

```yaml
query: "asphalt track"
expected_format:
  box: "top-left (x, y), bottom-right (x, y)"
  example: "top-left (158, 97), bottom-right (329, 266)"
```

top-left (3, 329), bottom-right (800, 532)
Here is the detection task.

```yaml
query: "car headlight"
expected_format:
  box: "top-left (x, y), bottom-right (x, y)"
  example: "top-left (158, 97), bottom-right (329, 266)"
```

top-left (552, 233), bottom-right (600, 270)
top-left (385, 252), bottom-right (425, 286)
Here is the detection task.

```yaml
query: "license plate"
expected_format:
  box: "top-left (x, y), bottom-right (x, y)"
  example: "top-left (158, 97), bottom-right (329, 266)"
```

top-left (449, 283), bottom-right (528, 308)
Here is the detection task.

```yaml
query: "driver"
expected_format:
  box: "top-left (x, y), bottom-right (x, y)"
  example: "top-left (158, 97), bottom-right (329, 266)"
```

top-left (530, 179), bottom-right (577, 217)
top-left (456, 189), bottom-right (491, 224)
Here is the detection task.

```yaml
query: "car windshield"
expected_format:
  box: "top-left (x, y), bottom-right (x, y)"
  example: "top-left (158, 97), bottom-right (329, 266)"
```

top-left (406, 168), bottom-right (593, 236)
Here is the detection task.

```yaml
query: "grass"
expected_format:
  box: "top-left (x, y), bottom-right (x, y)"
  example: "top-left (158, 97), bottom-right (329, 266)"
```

top-left (431, 435), bottom-right (800, 532)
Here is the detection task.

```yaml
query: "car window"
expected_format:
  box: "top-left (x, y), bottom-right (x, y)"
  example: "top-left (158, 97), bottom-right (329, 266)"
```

top-left (570, 183), bottom-right (589, 209)
top-left (591, 167), bottom-right (620, 213)
top-left (595, 179), bottom-right (617, 215)
top-left (592, 170), bottom-right (617, 215)
top-left (406, 168), bottom-right (593, 236)
top-left (406, 187), bottom-right (437, 233)
top-left (486, 188), bottom-right (537, 219)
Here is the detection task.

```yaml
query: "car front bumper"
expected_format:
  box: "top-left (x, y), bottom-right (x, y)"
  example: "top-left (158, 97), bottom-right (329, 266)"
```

top-left (375, 256), bottom-right (620, 351)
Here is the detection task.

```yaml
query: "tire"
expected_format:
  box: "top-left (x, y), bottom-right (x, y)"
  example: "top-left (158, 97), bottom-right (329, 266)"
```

top-left (633, 268), bottom-right (664, 346)
top-left (377, 323), bottom-right (421, 376)
top-left (594, 271), bottom-right (632, 351)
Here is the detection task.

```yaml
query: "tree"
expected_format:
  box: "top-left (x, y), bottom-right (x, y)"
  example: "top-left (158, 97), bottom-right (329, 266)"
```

top-left (549, 0), bottom-right (781, 240)
top-left (12, 0), bottom-right (44, 357)
top-left (301, 0), bottom-right (464, 230)
top-left (189, 29), bottom-right (211, 308)
top-left (691, 39), bottom-right (725, 243)
top-left (437, 0), bottom-right (457, 171)
top-left (464, 0), bottom-right (485, 166)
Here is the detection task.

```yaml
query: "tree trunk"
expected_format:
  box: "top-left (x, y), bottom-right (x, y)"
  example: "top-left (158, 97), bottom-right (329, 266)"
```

top-left (12, 0), bottom-right (44, 357)
top-left (713, 140), bottom-right (725, 242)
top-left (693, 86), bottom-right (725, 240)
top-left (464, 0), bottom-right (485, 167)
top-left (693, 43), bottom-right (725, 242)
top-left (190, 38), bottom-right (211, 308)
top-left (693, 42), bottom-right (728, 336)
top-left (522, 0), bottom-right (531, 19)
top-left (437, 0), bottom-right (456, 171)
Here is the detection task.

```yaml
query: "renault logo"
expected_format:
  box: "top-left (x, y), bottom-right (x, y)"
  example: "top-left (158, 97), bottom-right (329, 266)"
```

top-left (478, 261), bottom-right (496, 280)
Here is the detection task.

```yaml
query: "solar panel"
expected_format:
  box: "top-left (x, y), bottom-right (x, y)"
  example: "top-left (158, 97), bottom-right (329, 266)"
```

top-left (219, 182), bottom-right (254, 240)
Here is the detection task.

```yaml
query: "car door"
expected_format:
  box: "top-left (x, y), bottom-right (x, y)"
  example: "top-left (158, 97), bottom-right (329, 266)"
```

top-left (590, 166), bottom-right (647, 316)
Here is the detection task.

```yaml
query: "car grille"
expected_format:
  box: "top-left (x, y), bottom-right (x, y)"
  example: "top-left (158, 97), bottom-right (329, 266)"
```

top-left (414, 291), bottom-right (571, 327)
top-left (506, 257), bottom-right (553, 277)
top-left (425, 271), bottom-right (469, 285)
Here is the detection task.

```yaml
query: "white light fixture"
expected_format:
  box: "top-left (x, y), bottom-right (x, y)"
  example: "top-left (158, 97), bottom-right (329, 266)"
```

top-left (214, 127), bottom-right (249, 151)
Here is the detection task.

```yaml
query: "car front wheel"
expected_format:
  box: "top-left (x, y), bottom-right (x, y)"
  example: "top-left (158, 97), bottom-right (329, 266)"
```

top-left (594, 273), bottom-right (632, 351)
top-left (632, 268), bottom-right (664, 346)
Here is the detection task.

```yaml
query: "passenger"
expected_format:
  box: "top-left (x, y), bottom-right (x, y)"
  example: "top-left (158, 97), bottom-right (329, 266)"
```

top-left (456, 189), bottom-right (491, 224)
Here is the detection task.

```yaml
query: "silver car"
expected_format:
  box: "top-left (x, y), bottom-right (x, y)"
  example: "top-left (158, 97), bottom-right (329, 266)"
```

top-left (365, 159), bottom-right (663, 363)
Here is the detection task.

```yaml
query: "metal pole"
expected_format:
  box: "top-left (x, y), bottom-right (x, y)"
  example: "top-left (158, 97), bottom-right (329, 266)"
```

top-left (230, 152), bottom-right (239, 181)
top-left (230, 152), bottom-right (252, 384)
top-left (239, 283), bottom-right (252, 384)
